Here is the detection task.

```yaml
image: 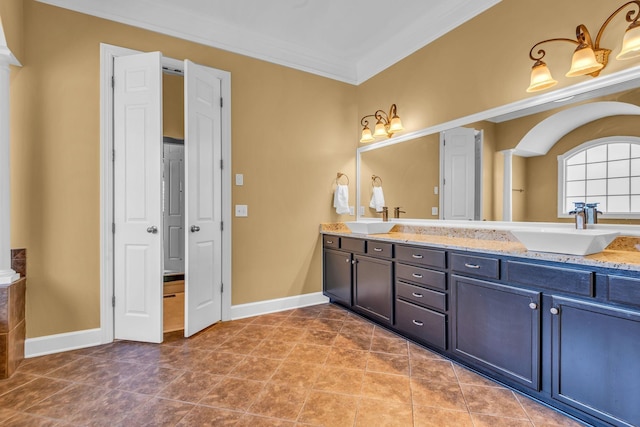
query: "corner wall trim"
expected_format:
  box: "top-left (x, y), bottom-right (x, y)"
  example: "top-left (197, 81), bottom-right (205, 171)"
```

top-left (24, 328), bottom-right (103, 358)
top-left (230, 292), bottom-right (329, 320)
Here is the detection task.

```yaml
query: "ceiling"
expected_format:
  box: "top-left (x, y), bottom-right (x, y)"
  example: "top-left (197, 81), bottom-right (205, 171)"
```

top-left (36, 0), bottom-right (501, 84)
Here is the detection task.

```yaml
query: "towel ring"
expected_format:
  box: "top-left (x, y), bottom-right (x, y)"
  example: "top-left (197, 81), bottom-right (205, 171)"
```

top-left (371, 175), bottom-right (383, 187)
top-left (336, 172), bottom-right (349, 185)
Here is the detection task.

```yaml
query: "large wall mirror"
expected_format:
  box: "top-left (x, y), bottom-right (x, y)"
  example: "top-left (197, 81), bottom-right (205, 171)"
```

top-left (357, 67), bottom-right (640, 224)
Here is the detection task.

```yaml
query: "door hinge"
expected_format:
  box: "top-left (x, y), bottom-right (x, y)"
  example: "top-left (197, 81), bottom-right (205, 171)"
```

top-left (111, 76), bottom-right (115, 89)
top-left (220, 159), bottom-right (223, 170)
top-left (220, 97), bottom-right (223, 108)
top-left (220, 283), bottom-right (224, 293)
top-left (220, 221), bottom-right (224, 231)
top-left (112, 295), bottom-right (115, 307)
top-left (112, 223), bottom-right (116, 233)
top-left (112, 149), bottom-right (115, 162)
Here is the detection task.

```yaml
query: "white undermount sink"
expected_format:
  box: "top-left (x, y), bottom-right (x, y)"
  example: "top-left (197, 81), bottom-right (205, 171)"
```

top-left (510, 228), bottom-right (619, 255)
top-left (344, 221), bottom-right (395, 235)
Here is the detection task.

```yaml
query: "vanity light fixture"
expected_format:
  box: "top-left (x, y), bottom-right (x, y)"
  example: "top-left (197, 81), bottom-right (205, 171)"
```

top-left (360, 104), bottom-right (403, 143)
top-left (526, 1), bottom-right (640, 92)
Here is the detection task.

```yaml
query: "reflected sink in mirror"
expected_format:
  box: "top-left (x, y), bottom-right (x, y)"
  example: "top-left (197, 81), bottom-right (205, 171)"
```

top-left (344, 220), bottom-right (395, 235)
top-left (510, 228), bottom-right (619, 255)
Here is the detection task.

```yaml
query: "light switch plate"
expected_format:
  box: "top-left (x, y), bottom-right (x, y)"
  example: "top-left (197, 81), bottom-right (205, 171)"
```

top-left (235, 205), bottom-right (248, 217)
top-left (349, 206), bottom-right (355, 216)
top-left (433, 186), bottom-right (438, 195)
top-left (235, 174), bottom-right (244, 186)
top-left (432, 207), bottom-right (438, 216)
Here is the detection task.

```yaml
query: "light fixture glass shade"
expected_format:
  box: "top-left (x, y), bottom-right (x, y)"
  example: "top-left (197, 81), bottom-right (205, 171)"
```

top-left (389, 115), bottom-right (403, 132)
top-left (360, 126), bottom-right (374, 143)
top-left (617, 24), bottom-right (640, 60)
top-left (526, 61), bottom-right (558, 92)
top-left (373, 121), bottom-right (387, 137)
top-left (566, 45), bottom-right (603, 77)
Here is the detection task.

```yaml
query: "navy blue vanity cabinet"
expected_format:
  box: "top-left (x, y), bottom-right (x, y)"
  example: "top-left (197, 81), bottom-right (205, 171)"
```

top-left (394, 244), bottom-right (448, 350)
top-left (323, 248), bottom-right (353, 307)
top-left (451, 274), bottom-right (541, 390)
top-left (550, 296), bottom-right (640, 427)
top-left (353, 241), bottom-right (394, 325)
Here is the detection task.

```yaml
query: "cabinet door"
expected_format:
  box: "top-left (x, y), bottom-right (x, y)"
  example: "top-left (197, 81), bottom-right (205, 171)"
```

top-left (451, 275), bottom-right (541, 390)
top-left (323, 249), bottom-right (352, 307)
top-left (354, 255), bottom-right (393, 324)
top-left (551, 297), bottom-right (640, 427)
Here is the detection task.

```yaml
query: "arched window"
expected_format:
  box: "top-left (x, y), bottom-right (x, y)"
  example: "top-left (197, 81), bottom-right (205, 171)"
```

top-left (557, 136), bottom-right (640, 218)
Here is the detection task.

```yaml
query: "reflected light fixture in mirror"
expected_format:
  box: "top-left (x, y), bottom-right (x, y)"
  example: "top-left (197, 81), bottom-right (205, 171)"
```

top-left (360, 104), bottom-right (404, 142)
top-left (526, 0), bottom-right (640, 92)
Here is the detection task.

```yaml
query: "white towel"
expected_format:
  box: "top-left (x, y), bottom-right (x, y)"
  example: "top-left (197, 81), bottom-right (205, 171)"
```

top-left (369, 186), bottom-right (386, 212)
top-left (333, 184), bottom-right (350, 214)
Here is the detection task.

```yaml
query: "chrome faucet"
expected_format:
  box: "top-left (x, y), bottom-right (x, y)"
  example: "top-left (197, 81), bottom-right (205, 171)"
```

top-left (381, 206), bottom-right (389, 222)
top-left (569, 202), bottom-right (587, 229)
top-left (393, 207), bottom-right (406, 219)
top-left (585, 203), bottom-right (602, 225)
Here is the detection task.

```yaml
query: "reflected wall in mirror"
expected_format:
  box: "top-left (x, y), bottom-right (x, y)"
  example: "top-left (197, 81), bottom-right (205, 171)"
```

top-left (357, 70), bottom-right (640, 224)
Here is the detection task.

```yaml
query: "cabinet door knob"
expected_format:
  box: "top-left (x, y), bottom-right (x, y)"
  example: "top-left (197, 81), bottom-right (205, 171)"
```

top-left (464, 263), bottom-right (480, 269)
top-left (412, 292), bottom-right (423, 298)
top-left (412, 320), bottom-right (424, 326)
top-left (529, 302), bottom-right (538, 310)
top-left (550, 307), bottom-right (559, 315)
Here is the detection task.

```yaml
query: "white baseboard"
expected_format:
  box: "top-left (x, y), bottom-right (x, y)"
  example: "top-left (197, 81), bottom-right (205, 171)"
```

top-left (230, 292), bottom-right (329, 320)
top-left (24, 328), bottom-right (104, 358)
top-left (23, 293), bottom-right (329, 357)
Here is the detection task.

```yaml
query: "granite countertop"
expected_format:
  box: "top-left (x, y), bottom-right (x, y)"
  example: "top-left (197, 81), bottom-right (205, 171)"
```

top-left (320, 223), bottom-right (640, 272)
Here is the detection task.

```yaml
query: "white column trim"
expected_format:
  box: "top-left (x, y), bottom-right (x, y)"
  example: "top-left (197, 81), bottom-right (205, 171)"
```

top-left (0, 18), bottom-right (21, 285)
top-left (501, 149), bottom-right (514, 222)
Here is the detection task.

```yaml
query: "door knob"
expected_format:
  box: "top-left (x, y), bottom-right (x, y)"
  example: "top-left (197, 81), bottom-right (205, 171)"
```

top-left (146, 226), bottom-right (158, 234)
top-left (190, 225), bottom-right (201, 232)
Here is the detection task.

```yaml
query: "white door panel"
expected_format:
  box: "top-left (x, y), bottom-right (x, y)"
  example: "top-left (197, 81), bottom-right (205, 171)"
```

top-left (184, 59), bottom-right (222, 337)
top-left (113, 52), bottom-right (163, 343)
top-left (163, 142), bottom-right (185, 273)
top-left (443, 127), bottom-right (476, 221)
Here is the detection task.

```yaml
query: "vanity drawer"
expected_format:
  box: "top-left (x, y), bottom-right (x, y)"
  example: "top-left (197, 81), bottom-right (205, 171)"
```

top-left (341, 237), bottom-right (366, 254)
top-left (323, 235), bottom-right (340, 249)
top-left (397, 281), bottom-right (446, 311)
top-left (395, 299), bottom-right (447, 350)
top-left (451, 253), bottom-right (499, 280)
top-left (366, 241), bottom-right (393, 258)
top-left (396, 245), bottom-right (446, 269)
top-left (608, 275), bottom-right (640, 307)
top-left (505, 261), bottom-right (593, 297)
top-left (396, 263), bottom-right (446, 290)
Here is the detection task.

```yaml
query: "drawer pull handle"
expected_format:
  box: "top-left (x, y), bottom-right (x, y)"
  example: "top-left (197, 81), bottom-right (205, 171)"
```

top-left (412, 273), bottom-right (423, 279)
top-left (373, 248), bottom-right (383, 252)
top-left (412, 254), bottom-right (423, 259)
top-left (464, 263), bottom-right (481, 269)
top-left (412, 320), bottom-right (424, 326)
top-left (412, 292), bottom-right (423, 298)
top-left (326, 240), bottom-right (333, 244)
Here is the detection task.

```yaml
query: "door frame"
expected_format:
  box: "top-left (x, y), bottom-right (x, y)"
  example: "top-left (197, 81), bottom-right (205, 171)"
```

top-left (99, 43), bottom-right (232, 344)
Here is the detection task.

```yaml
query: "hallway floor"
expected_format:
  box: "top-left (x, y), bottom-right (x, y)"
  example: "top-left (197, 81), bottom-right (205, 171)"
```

top-left (1, 303), bottom-right (584, 426)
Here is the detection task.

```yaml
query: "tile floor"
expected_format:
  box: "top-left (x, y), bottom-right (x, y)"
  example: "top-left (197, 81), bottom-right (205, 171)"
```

top-left (0, 303), bottom-right (586, 426)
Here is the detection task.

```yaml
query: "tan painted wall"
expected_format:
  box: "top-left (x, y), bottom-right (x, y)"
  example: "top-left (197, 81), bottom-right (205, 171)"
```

top-left (5, 0), bottom-right (640, 338)
top-left (0, 0), bottom-right (23, 62)
top-left (360, 134), bottom-right (440, 219)
top-left (163, 74), bottom-right (184, 139)
top-left (6, 1), bottom-right (356, 338)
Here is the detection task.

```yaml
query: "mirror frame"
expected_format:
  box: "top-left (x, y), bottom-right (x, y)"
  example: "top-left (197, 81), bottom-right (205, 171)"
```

top-left (356, 65), bottom-right (640, 222)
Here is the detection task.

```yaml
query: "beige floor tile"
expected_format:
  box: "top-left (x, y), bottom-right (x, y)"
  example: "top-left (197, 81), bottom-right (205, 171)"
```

top-left (157, 371), bottom-right (223, 403)
top-left (248, 382), bottom-right (308, 420)
top-left (313, 366), bottom-right (365, 395)
top-left (228, 356), bottom-right (282, 381)
top-left (286, 343), bottom-right (331, 364)
top-left (410, 358), bottom-right (457, 382)
top-left (413, 405), bottom-right (474, 427)
top-left (325, 347), bottom-right (368, 370)
top-left (355, 397), bottom-right (413, 426)
top-left (298, 391), bottom-right (358, 427)
top-left (199, 377), bottom-right (265, 411)
top-left (410, 377), bottom-right (467, 412)
top-left (270, 361), bottom-right (323, 388)
top-left (452, 363), bottom-right (505, 388)
top-left (470, 413), bottom-right (534, 427)
top-left (367, 352), bottom-right (410, 376)
top-left (461, 384), bottom-right (529, 419)
top-left (515, 394), bottom-right (585, 427)
top-left (370, 335), bottom-right (409, 355)
top-left (361, 371), bottom-right (412, 403)
top-left (176, 405), bottom-right (244, 426)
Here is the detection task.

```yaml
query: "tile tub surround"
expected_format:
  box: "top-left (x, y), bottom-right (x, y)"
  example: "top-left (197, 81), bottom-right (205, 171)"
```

top-left (0, 304), bottom-right (581, 426)
top-left (0, 277), bottom-right (26, 379)
top-left (320, 223), bottom-right (640, 271)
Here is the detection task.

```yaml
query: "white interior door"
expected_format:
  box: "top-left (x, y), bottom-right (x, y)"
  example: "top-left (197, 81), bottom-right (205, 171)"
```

top-left (163, 141), bottom-right (185, 273)
top-left (113, 51), bottom-right (164, 343)
top-left (442, 127), bottom-right (476, 220)
top-left (184, 59), bottom-right (222, 337)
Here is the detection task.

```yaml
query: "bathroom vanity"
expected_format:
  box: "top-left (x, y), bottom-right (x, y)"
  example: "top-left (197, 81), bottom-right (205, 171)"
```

top-left (321, 224), bottom-right (640, 427)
